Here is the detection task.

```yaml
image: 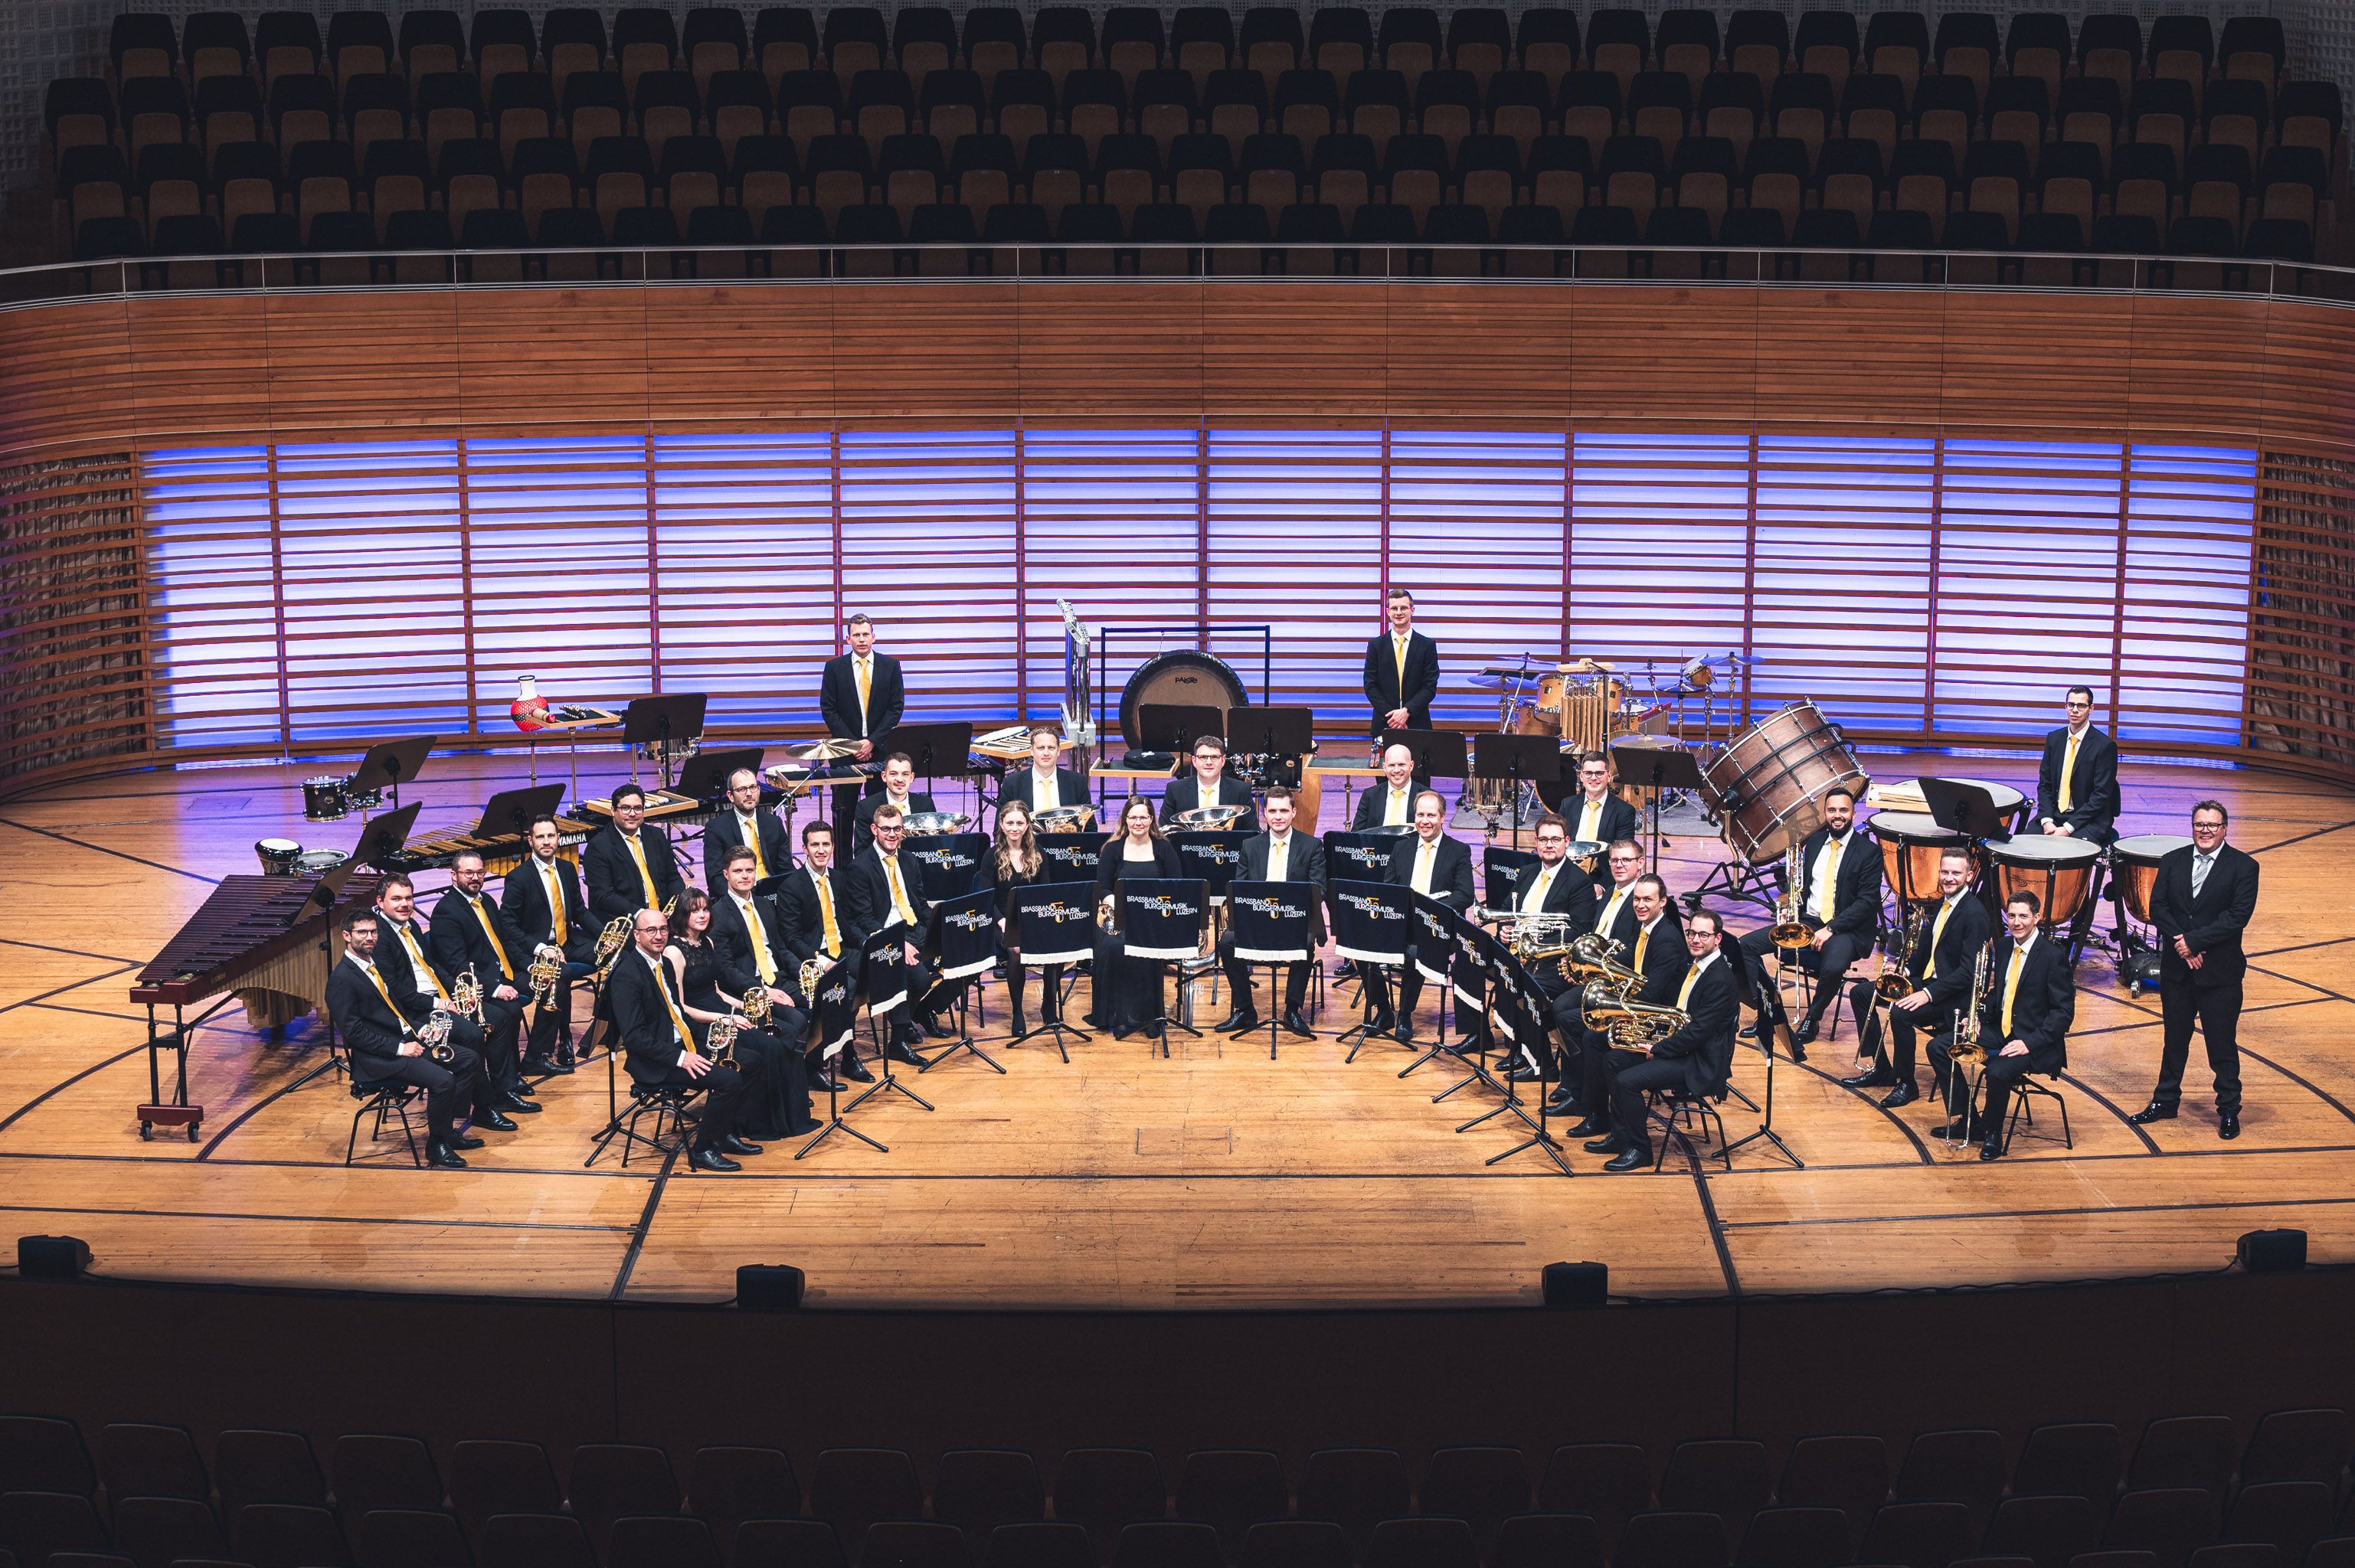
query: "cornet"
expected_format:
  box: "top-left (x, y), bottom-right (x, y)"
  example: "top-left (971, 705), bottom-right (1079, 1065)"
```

top-left (528, 944), bottom-right (564, 1010)
top-left (704, 1014), bottom-right (742, 1072)
top-left (1769, 841), bottom-right (1811, 949)
top-left (450, 963), bottom-right (485, 1026)
top-left (591, 915), bottom-right (632, 978)
top-left (417, 1008), bottom-right (458, 1065)
top-left (741, 981), bottom-right (773, 1028)
top-left (798, 955), bottom-right (829, 1004)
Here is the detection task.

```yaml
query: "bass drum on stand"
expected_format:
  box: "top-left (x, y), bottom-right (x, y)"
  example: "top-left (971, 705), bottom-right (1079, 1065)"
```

top-left (1700, 701), bottom-right (1870, 862)
top-left (1117, 651), bottom-right (1250, 759)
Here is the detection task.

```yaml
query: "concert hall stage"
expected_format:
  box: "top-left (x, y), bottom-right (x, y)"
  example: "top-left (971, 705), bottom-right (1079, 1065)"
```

top-left (1, 749), bottom-right (2346, 1310)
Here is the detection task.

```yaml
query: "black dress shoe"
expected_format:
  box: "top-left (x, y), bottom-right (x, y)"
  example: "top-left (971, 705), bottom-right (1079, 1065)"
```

top-left (424, 1140), bottom-right (467, 1169)
top-left (1366, 1011), bottom-right (1396, 1035)
top-left (921, 1012), bottom-right (958, 1041)
top-left (502, 1095), bottom-right (544, 1114)
top-left (1281, 1010), bottom-right (1314, 1038)
top-left (1544, 1089), bottom-right (1578, 1115)
top-left (885, 1040), bottom-right (928, 1067)
top-left (1879, 1082), bottom-right (1918, 1109)
top-left (1215, 1008), bottom-right (1256, 1033)
top-left (473, 1109), bottom-right (519, 1132)
top-left (1793, 1017), bottom-right (1820, 1046)
top-left (1583, 1133), bottom-right (1624, 1154)
top-left (1737, 1021), bottom-right (1758, 1040)
top-left (1978, 1135), bottom-right (2003, 1161)
top-left (719, 1134), bottom-right (763, 1156)
top-left (510, 1078), bottom-right (539, 1097)
top-left (839, 1057), bottom-right (876, 1083)
top-left (2219, 1114), bottom-right (2241, 1140)
top-left (521, 1056), bottom-right (558, 1077)
top-left (1506, 1063), bottom-right (1546, 1083)
top-left (1840, 1068), bottom-right (1895, 1089)
top-left (1603, 1145), bottom-right (1652, 1171)
top-left (543, 1054), bottom-right (577, 1074)
top-left (2127, 1102), bottom-right (2178, 1125)
top-left (448, 1132), bottom-right (486, 1150)
top-left (810, 1070), bottom-right (846, 1093)
top-left (1937, 1119), bottom-right (1984, 1143)
top-left (689, 1147), bottom-right (741, 1172)
top-left (1563, 1118), bottom-right (1606, 1138)
top-left (1390, 1022), bottom-right (1417, 1044)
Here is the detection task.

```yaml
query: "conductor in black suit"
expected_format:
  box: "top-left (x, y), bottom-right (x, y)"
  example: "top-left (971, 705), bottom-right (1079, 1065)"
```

top-left (1845, 845), bottom-right (1991, 1110)
top-left (1160, 734), bottom-right (1254, 823)
top-left (1362, 586), bottom-right (1440, 738)
top-left (500, 814), bottom-right (594, 1073)
top-left (1935, 890), bottom-right (2075, 1161)
top-left (607, 907), bottom-right (762, 1171)
top-left (996, 725), bottom-right (1091, 822)
top-left (1351, 743), bottom-right (1431, 831)
top-left (583, 783), bottom-right (685, 924)
top-left (326, 909), bottom-right (501, 1168)
top-left (1586, 909), bottom-right (1741, 1171)
top-left (1215, 786), bottom-right (1329, 1037)
top-left (1366, 789), bottom-right (1474, 1040)
top-left (1743, 786), bottom-right (1880, 1058)
top-left (702, 767), bottom-right (791, 893)
top-left (2131, 801), bottom-right (2260, 1139)
top-left (820, 612), bottom-right (905, 837)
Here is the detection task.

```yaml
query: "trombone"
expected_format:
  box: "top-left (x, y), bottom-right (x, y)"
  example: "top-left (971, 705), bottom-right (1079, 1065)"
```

top-left (1941, 941), bottom-right (1996, 1148)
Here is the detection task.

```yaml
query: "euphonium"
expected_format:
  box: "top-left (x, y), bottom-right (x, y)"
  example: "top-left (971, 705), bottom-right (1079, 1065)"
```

top-left (705, 1014), bottom-right (741, 1071)
top-left (528, 944), bottom-right (564, 1009)
top-left (1876, 903), bottom-right (1926, 999)
top-left (1949, 940), bottom-right (1994, 1067)
top-left (1769, 841), bottom-right (1810, 949)
top-left (1565, 930), bottom-right (1629, 986)
top-left (1578, 985), bottom-right (1689, 1050)
top-left (741, 981), bottom-right (772, 1027)
top-left (591, 915), bottom-right (631, 978)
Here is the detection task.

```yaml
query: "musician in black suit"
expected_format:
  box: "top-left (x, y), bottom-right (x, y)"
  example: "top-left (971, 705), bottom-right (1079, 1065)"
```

top-left (1738, 786), bottom-right (1879, 1057)
top-left (850, 753), bottom-right (939, 856)
top-left (1160, 734), bottom-right (1255, 823)
top-left (2036, 685), bottom-right (2121, 846)
top-left (429, 851), bottom-right (532, 1106)
top-left (819, 612), bottom-right (905, 835)
top-left (707, 847), bottom-right (813, 1033)
top-left (702, 767), bottom-right (790, 893)
top-left (500, 814), bottom-right (594, 1074)
top-left (583, 783), bottom-right (685, 924)
top-left (1845, 846), bottom-right (1992, 1109)
top-left (1365, 789), bottom-right (1474, 1040)
top-left (2131, 801), bottom-right (2260, 1139)
top-left (774, 821), bottom-right (860, 1088)
top-left (372, 874), bottom-right (517, 1106)
top-left (996, 725), bottom-right (1091, 822)
top-left (1351, 743), bottom-right (1431, 831)
top-left (328, 910), bottom-right (503, 1168)
top-left (1560, 752), bottom-right (1640, 894)
top-left (1561, 873), bottom-right (1692, 1121)
top-left (1490, 815), bottom-right (1607, 1082)
top-left (1585, 840), bottom-right (1650, 952)
top-left (1586, 909), bottom-right (1741, 1171)
top-left (1362, 586), bottom-right (1440, 737)
top-left (607, 907), bottom-right (763, 1171)
top-left (1934, 890), bottom-right (2075, 1161)
top-left (843, 801), bottom-right (941, 1060)
top-left (1215, 786), bottom-right (1329, 1037)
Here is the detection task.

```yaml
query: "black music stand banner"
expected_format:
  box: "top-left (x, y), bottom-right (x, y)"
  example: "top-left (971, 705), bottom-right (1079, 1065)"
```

top-left (1228, 877), bottom-right (1313, 965)
top-left (862, 926), bottom-right (909, 1019)
top-left (1324, 829), bottom-right (1405, 885)
top-left (1450, 906), bottom-right (1496, 1018)
top-left (1483, 845), bottom-right (1539, 908)
top-left (1035, 830), bottom-right (1103, 884)
top-left (1409, 890), bottom-right (1457, 985)
top-left (1013, 880), bottom-right (1098, 966)
top-left (933, 887), bottom-right (1000, 982)
top-left (1463, 922), bottom-right (1526, 1047)
top-left (908, 832), bottom-right (987, 900)
top-left (1169, 831), bottom-right (1246, 903)
top-left (1120, 877), bottom-right (1209, 960)
top-left (1329, 878), bottom-right (1408, 965)
top-left (807, 954), bottom-right (858, 1060)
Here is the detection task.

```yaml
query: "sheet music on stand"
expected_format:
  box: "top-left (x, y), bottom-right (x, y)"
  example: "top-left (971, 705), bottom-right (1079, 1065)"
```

top-left (1013, 882), bottom-right (1098, 966)
top-left (933, 888), bottom-right (1001, 982)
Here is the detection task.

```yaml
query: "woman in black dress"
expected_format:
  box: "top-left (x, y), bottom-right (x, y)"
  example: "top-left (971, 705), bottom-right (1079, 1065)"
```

top-left (1088, 796), bottom-right (1185, 1038)
top-left (982, 799), bottom-right (1068, 1032)
top-left (666, 890), bottom-right (816, 1140)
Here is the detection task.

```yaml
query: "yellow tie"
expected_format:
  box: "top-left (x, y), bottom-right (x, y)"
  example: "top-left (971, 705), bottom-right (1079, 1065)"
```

top-left (1385, 788), bottom-right (1408, 827)
top-left (399, 927), bottom-right (450, 1000)
top-left (1579, 800), bottom-right (1602, 843)
top-left (815, 871), bottom-right (842, 957)
top-left (2000, 943), bottom-right (2026, 1037)
top-left (1526, 866), bottom-right (1555, 910)
top-left (1038, 770), bottom-right (1058, 811)
top-left (885, 854), bottom-right (914, 926)
top-left (1634, 923), bottom-right (1650, 972)
top-left (1601, 890), bottom-right (1627, 933)
top-left (2058, 731), bottom-right (2082, 813)
top-left (1393, 635), bottom-right (1407, 691)
top-left (741, 818), bottom-right (769, 880)
top-left (1676, 963), bottom-right (1700, 1010)
top-left (359, 960), bottom-right (410, 1034)
top-left (1815, 837), bottom-right (1843, 922)
top-left (1924, 900), bottom-right (1953, 979)
top-left (1268, 837), bottom-right (1288, 882)
top-left (1412, 840), bottom-right (1435, 894)
top-left (656, 960), bottom-right (696, 1055)
top-left (469, 897), bottom-right (513, 980)
top-left (542, 862), bottom-right (567, 946)
top-left (626, 833), bottom-right (659, 907)
top-left (738, 897), bottom-right (777, 983)
top-left (855, 657), bottom-right (872, 719)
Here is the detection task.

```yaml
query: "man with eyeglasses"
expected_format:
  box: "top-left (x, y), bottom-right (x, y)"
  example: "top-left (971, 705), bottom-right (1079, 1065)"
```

top-left (845, 802), bottom-right (947, 1060)
top-left (2036, 684), bottom-right (2121, 948)
top-left (2129, 801), bottom-right (2259, 1141)
top-left (1160, 733), bottom-right (1254, 823)
top-left (1584, 908), bottom-right (1740, 1172)
top-left (584, 782), bottom-right (685, 924)
top-left (702, 766), bottom-right (789, 893)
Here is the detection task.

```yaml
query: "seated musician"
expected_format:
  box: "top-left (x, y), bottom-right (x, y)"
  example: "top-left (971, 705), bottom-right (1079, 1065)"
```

top-left (1582, 909), bottom-right (1741, 1172)
top-left (2037, 683), bottom-right (2121, 945)
top-left (1844, 846), bottom-right (1990, 1109)
top-left (1088, 797), bottom-right (1186, 1039)
top-left (1160, 734), bottom-right (1254, 823)
top-left (373, 874), bottom-right (528, 1119)
top-left (499, 813), bottom-right (594, 1075)
top-left (327, 907), bottom-right (502, 1168)
top-left (1215, 786), bottom-right (1329, 1040)
top-left (1559, 874), bottom-right (1688, 1122)
top-left (607, 906), bottom-right (765, 1172)
top-left (1493, 813), bottom-right (1601, 1084)
top-left (777, 821), bottom-right (864, 1087)
top-left (1362, 789), bottom-right (1474, 1042)
top-left (997, 725), bottom-right (1090, 821)
top-left (702, 766), bottom-right (790, 892)
top-left (1562, 752), bottom-right (1640, 897)
top-left (583, 782), bottom-right (685, 924)
top-left (1588, 840), bottom-right (1648, 951)
top-left (1931, 889), bottom-right (2075, 1161)
top-left (1351, 743), bottom-right (1428, 830)
top-left (844, 802), bottom-right (944, 1060)
top-left (429, 850), bottom-right (534, 1112)
top-left (670, 889), bottom-right (812, 1143)
top-left (850, 753), bottom-right (937, 856)
top-left (1736, 786), bottom-right (1879, 1060)
top-left (708, 846), bottom-right (815, 1034)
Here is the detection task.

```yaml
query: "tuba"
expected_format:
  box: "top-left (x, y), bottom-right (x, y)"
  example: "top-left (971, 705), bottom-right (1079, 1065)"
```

top-left (1876, 903), bottom-right (1926, 999)
top-left (592, 915), bottom-right (632, 978)
top-left (528, 944), bottom-right (565, 1010)
top-left (704, 1014), bottom-right (741, 1071)
top-left (1769, 841), bottom-right (1810, 949)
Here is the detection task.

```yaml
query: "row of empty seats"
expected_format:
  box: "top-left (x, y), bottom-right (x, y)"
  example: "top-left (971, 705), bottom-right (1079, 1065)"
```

top-left (7, 1409), bottom-right (2355, 1566)
top-left (44, 5), bottom-right (2346, 269)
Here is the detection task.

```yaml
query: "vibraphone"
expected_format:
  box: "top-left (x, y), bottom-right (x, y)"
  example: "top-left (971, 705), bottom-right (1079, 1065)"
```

top-left (369, 814), bottom-right (598, 876)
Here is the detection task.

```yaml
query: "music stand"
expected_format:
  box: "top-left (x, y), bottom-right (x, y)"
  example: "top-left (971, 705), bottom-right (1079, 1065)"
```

top-left (795, 955), bottom-right (886, 1158)
top-left (1438, 921), bottom-right (1522, 1110)
top-left (1328, 880), bottom-right (1409, 1061)
top-left (1137, 702), bottom-right (1223, 764)
top-left (1228, 706), bottom-right (1315, 791)
top-left (1611, 737), bottom-right (1705, 872)
top-left (621, 694), bottom-right (707, 792)
top-left (917, 887), bottom-right (1004, 1074)
top-left (1918, 777), bottom-right (2013, 844)
top-left (1472, 734), bottom-right (1560, 850)
top-left (1401, 898), bottom-right (1476, 1079)
top-left (1719, 1013), bottom-right (1804, 1169)
top-left (846, 923), bottom-right (936, 1116)
top-left (1379, 727), bottom-right (1468, 800)
top-left (350, 736), bottom-right (434, 815)
top-left (888, 721), bottom-right (977, 797)
top-left (1121, 877), bottom-right (1210, 1057)
top-left (675, 746), bottom-right (767, 805)
top-left (1226, 878), bottom-right (1316, 1059)
top-left (350, 800), bottom-right (424, 874)
top-left (1009, 881), bottom-right (1098, 1061)
top-left (472, 784), bottom-right (565, 842)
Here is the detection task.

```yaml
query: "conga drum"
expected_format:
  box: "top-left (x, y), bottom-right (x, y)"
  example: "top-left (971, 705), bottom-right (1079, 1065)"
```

top-left (1987, 836), bottom-right (2102, 929)
top-left (1701, 701), bottom-right (1870, 862)
top-left (1865, 812), bottom-right (1964, 903)
top-left (2110, 835), bottom-right (2192, 925)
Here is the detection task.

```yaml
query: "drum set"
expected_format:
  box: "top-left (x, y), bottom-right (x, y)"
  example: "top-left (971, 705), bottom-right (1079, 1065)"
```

top-left (254, 838), bottom-right (349, 877)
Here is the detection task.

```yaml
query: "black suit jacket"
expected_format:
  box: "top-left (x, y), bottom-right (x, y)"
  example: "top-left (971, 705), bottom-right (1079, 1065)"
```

top-left (1978, 933), bottom-right (2075, 1061)
top-left (1160, 773), bottom-right (1254, 823)
top-left (582, 822), bottom-right (685, 923)
top-left (373, 912), bottom-right (459, 998)
top-left (1559, 791), bottom-right (1640, 851)
top-left (2151, 842), bottom-right (2259, 991)
top-left (997, 766), bottom-right (1091, 816)
top-left (1907, 893), bottom-right (1994, 1011)
top-left (820, 651), bottom-right (904, 742)
top-left (1238, 831), bottom-right (1328, 941)
top-left (845, 844), bottom-right (936, 948)
top-left (1797, 825), bottom-right (1882, 939)
top-left (1647, 956), bottom-right (1740, 1097)
top-left (430, 889), bottom-right (531, 990)
top-left (2036, 724), bottom-right (2121, 843)
top-left (1514, 857), bottom-right (1595, 929)
top-left (1352, 778), bottom-right (1432, 831)
top-left (327, 956), bottom-right (433, 1071)
top-left (701, 808), bottom-right (791, 891)
top-left (776, 861), bottom-right (852, 962)
top-left (499, 852), bottom-right (593, 962)
top-left (1362, 629), bottom-right (1440, 733)
top-left (707, 889), bottom-right (794, 997)
top-left (1384, 832), bottom-right (1476, 910)
top-left (607, 947), bottom-right (705, 1085)
top-left (851, 789), bottom-right (938, 854)
top-left (1628, 916), bottom-right (1693, 1004)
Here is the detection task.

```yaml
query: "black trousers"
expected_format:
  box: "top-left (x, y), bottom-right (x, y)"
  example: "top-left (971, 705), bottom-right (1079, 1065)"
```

top-left (359, 1041), bottom-right (486, 1142)
top-left (1220, 937), bottom-right (1310, 1014)
top-left (2155, 976), bottom-right (2243, 1115)
top-left (653, 1054), bottom-right (760, 1149)
top-left (1850, 982), bottom-right (1958, 1083)
top-left (1604, 1050), bottom-right (1690, 1148)
top-left (473, 991), bottom-right (525, 1094)
top-left (1004, 958), bottom-right (1066, 1024)
top-left (527, 959), bottom-right (594, 1059)
top-left (1741, 925), bottom-right (1869, 1024)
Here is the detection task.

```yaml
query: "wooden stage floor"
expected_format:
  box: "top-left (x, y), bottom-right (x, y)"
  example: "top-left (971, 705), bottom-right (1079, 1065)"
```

top-left (2, 750), bottom-right (2349, 1309)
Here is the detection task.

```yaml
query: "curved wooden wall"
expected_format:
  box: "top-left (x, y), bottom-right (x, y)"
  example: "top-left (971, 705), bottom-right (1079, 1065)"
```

top-left (3, 279), bottom-right (2351, 796)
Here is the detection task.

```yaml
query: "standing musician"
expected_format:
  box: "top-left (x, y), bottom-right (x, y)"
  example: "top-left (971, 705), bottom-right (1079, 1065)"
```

top-left (2130, 801), bottom-right (2259, 1140)
top-left (328, 909), bottom-right (501, 1168)
top-left (702, 766), bottom-right (790, 893)
top-left (499, 813), bottom-right (594, 1076)
top-left (845, 801), bottom-right (944, 1060)
top-left (997, 725), bottom-right (1089, 819)
top-left (429, 850), bottom-right (535, 1111)
top-left (373, 874), bottom-right (525, 1119)
top-left (1843, 846), bottom-right (1991, 1109)
top-left (1737, 786), bottom-right (1879, 1059)
top-left (1582, 908), bottom-right (1739, 1173)
top-left (1160, 734), bottom-right (1254, 823)
top-left (2037, 683), bottom-right (2121, 946)
top-left (1932, 889), bottom-right (2075, 1161)
top-left (1362, 586), bottom-right (1439, 739)
top-left (1559, 873), bottom-right (1689, 1119)
top-left (850, 753), bottom-right (937, 856)
top-left (583, 782), bottom-right (685, 924)
top-left (1562, 752), bottom-right (1640, 897)
top-left (607, 906), bottom-right (764, 1171)
top-left (777, 821), bottom-right (862, 1087)
top-left (708, 846), bottom-right (813, 1027)
top-left (1215, 786), bottom-right (1329, 1039)
top-left (1352, 743), bottom-right (1429, 830)
top-left (1362, 789), bottom-right (1474, 1041)
top-left (820, 612), bottom-right (904, 838)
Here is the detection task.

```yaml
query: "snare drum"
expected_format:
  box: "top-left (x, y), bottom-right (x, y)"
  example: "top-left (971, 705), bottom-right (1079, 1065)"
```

top-left (255, 838), bottom-right (303, 875)
top-left (294, 849), bottom-right (350, 876)
top-left (2110, 835), bottom-right (2193, 926)
top-left (1987, 835), bottom-right (2101, 928)
top-left (1865, 812), bottom-right (1964, 903)
top-left (302, 776), bottom-right (350, 821)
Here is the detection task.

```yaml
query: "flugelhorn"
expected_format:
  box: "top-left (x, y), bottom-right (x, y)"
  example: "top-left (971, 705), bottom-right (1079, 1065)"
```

top-left (1769, 841), bottom-right (1810, 949)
